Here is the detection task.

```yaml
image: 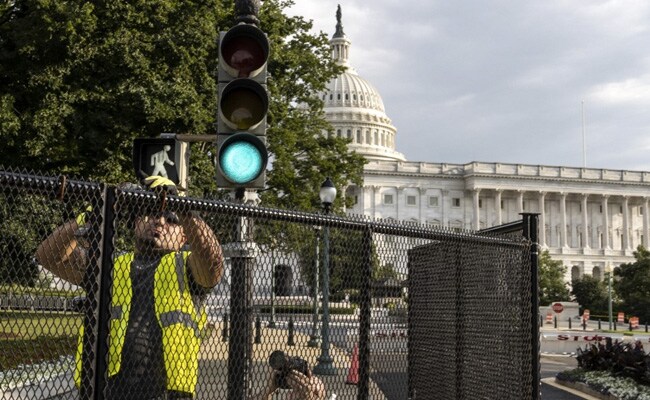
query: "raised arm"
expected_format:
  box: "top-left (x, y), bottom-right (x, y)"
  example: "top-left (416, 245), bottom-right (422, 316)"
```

top-left (180, 214), bottom-right (224, 288)
top-left (35, 220), bottom-right (88, 286)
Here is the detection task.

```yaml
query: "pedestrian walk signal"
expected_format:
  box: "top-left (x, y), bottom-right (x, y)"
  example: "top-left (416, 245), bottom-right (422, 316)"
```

top-left (132, 137), bottom-right (188, 188)
top-left (216, 23), bottom-right (269, 189)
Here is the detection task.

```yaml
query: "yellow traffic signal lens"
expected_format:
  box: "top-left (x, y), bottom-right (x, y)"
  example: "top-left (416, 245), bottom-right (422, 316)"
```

top-left (219, 79), bottom-right (268, 131)
top-left (221, 87), bottom-right (265, 130)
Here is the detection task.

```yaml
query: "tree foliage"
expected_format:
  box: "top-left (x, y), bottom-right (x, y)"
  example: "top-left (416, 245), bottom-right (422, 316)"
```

top-left (614, 245), bottom-right (650, 322)
top-left (538, 250), bottom-right (570, 306)
top-left (571, 275), bottom-right (608, 315)
top-left (0, 0), bottom-right (365, 212)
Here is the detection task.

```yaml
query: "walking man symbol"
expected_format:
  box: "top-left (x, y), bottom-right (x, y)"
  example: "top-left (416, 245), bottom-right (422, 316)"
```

top-left (150, 145), bottom-right (175, 178)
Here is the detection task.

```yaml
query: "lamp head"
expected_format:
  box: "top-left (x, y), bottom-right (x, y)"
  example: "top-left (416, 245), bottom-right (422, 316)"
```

top-left (319, 177), bottom-right (337, 211)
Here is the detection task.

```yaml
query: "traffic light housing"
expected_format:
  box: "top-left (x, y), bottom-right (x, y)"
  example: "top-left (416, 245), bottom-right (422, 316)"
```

top-left (216, 23), bottom-right (269, 189)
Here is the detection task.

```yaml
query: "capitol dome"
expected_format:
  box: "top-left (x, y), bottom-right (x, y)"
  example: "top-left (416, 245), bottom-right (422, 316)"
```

top-left (319, 6), bottom-right (405, 162)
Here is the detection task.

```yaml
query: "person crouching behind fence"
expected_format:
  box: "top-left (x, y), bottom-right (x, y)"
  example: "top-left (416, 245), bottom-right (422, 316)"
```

top-left (35, 176), bottom-right (224, 400)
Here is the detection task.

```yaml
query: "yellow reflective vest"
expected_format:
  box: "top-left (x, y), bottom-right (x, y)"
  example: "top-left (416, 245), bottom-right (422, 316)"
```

top-left (74, 251), bottom-right (207, 395)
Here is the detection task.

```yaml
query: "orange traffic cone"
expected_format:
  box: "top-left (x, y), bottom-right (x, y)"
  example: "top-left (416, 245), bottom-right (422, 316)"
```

top-left (545, 312), bottom-right (553, 324)
top-left (345, 344), bottom-right (359, 385)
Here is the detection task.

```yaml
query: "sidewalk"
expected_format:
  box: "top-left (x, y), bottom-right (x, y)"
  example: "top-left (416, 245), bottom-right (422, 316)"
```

top-left (198, 322), bottom-right (387, 399)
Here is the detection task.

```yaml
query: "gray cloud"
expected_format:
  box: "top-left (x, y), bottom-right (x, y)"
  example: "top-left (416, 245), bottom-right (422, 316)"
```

top-left (288, 0), bottom-right (650, 170)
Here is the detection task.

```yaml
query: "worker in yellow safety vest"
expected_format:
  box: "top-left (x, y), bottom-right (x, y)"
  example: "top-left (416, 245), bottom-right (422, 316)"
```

top-left (36, 176), bottom-right (224, 399)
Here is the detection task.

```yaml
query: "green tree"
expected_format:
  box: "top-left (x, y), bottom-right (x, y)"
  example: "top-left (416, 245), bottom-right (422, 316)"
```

top-left (613, 245), bottom-right (650, 322)
top-left (0, 0), bottom-right (365, 211)
top-left (538, 250), bottom-right (570, 306)
top-left (571, 275), bottom-right (608, 315)
top-left (373, 263), bottom-right (399, 282)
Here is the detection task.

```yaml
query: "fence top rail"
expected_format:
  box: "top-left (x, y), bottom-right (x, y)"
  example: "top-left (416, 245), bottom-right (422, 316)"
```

top-left (118, 187), bottom-right (529, 247)
top-left (0, 167), bottom-right (528, 247)
top-left (0, 168), bottom-right (103, 198)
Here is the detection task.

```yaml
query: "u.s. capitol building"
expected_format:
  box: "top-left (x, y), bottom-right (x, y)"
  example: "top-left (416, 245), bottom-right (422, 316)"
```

top-left (323, 9), bottom-right (650, 282)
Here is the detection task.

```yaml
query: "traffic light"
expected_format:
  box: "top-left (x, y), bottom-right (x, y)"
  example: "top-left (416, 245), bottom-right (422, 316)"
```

top-left (216, 23), bottom-right (269, 189)
top-left (132, 137), bottom-right (189, 191)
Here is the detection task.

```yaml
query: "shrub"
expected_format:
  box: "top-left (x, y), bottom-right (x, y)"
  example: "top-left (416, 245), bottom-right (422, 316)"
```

top-left (576, 339), bottom-right (650, 385)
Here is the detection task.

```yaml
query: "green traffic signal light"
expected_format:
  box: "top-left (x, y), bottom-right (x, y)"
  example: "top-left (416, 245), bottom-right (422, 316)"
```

top-left (217, 133), bottom-right (267, 185)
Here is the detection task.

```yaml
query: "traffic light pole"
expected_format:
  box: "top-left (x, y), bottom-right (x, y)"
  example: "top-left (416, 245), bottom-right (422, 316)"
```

top-left (226, 189), bottom-right (257, 400)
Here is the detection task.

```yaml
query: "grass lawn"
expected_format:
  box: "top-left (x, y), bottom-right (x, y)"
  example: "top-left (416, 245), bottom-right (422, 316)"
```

top-left (0, 311), bottom-right (81, 371)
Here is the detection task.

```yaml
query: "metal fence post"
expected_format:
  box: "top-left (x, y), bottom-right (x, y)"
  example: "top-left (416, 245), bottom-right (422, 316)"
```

top-left (227, 204), bottom-right (256, 400)
top-left (357, 227), bottom-right (373, 400)
top-left (522, 213), bottom-right (540, 400)
top-left (82, 184), bottom-right (116, 400)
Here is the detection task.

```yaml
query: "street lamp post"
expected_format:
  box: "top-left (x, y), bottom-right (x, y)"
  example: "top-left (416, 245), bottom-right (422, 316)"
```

top-left (313, 177), bottom-right (337, 375)
top-left (307, 227), bottom-right (321, 347)
top-left (605, 264), bottom-right (613, 330)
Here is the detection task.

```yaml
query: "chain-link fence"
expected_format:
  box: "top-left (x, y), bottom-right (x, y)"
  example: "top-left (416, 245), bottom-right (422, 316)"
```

top-left (0, 167), bottom-right (537, 400)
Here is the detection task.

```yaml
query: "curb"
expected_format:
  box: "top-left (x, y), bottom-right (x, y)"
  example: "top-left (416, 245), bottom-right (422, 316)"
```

top-left (542, 377), bottom-right (617, 400)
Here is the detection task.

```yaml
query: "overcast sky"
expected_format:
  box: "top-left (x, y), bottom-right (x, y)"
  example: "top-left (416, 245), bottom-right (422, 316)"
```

top-left (287, 1), bottom-right (650, 171)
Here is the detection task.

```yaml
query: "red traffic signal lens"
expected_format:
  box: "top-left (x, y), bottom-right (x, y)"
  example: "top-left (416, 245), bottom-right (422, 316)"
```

top-left (219, 79), bottom-right (268, 130)
top-left (220, 24), bottom-right (269, 78)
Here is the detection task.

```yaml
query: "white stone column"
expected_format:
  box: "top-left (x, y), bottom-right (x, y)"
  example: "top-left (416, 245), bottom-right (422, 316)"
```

top-left (582, 194), bottom-right (590, 249)
top-left (538, 191), bottom-right (546, 247)
top-left (418, 187), bottom-right (425, 224)
top-left (641, 197), bottom-right (650, 249)
top-left (560, 193), bottom-right (568, 248)
top-left (602, 195), bottom-right (610, 249)
top-left (396, 186), bottom-right (403, 221)
top-left (494, 190), bottom-right (502, 226)
top-left (623, 196), bottom-right (630, 250)
top-left (473, 189), bottom-right (481, 230)
top-left (442, 190), bottom-right (449, 226)
top-left (372, 186), bottom-right (381, 219)
top-left (517, 190), bottom-right (524, 215)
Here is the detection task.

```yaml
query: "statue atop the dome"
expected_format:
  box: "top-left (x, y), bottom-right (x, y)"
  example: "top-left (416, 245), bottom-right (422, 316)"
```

top-left (334, 4), bottom-right (345, 38)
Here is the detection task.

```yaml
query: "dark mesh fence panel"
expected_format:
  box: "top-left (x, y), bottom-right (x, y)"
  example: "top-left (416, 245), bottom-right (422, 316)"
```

top-left (408, 235), bottom-right (533, 400)
top-left (0, 168), bottom-right (104, 400)
top-left (1, 168), bottom-right (535, 400)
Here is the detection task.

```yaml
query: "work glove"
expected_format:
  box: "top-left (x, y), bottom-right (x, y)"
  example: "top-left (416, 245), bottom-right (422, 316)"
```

top-left (75, 205), bottom-right (93, 227)
top-left (143, 176), bottom-right (178, 195)
top-left (74, 205), bottom-right (93, 247)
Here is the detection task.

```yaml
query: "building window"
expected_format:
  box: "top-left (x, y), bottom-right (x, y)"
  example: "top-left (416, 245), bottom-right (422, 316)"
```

top-left (599, 233), bottom-right (604, 248)
top-left (407, 195), bottom-right (416, 206)
top-left (640, 206), bottom-right (644, 215)
top-left (356, 130), bottom-right (362, 143)
top-left (523, 201), bottom-right (527, 211)
top-left (347, 129), bottom-right (352, 140)
top-left (329, 94), bottom-right (333, 100)
top-left (500, 200), bottom-right (504, 209)
top-left (337, 93), bottom-right (341, 100)
top-left (429, 196), bottom-right (439, 207)
top-left (336, 129), bottom-right (341, 138)
top-left (478, 199), bottom-right (483, 208)
top-left (383, 194), bottom-right (394, 205)
top-left (345, 94), bottom-right (349, 100)
top-left (620, 205), bottom-right (623, 214)
top-left (351, 195), bottom-right (358, 205)
top-left (452, 198), bottom-right (461, 207)
top-left (578, 203), bottom-right (582, 212)
top-left (599, 205), bottom-right (603, 213)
